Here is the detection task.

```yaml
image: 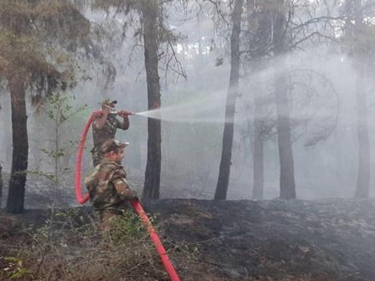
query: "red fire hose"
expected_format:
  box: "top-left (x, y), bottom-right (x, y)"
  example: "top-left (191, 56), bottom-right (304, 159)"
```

top-left (74, 110), bottom-right (181, 281)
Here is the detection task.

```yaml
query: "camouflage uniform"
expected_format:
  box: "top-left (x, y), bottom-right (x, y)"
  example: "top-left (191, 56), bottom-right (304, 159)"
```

top-left (85, 159), bottom-right (138, 231)
top-left (91, 114), bottom-right (129, 167)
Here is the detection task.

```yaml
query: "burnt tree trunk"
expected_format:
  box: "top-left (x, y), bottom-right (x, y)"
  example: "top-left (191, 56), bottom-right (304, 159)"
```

top-left (253, 104), bottom-right (264, 199)
top-left (0, 164), bottom-right (3, 199)
top-left (6, 76), bottom-right (29, 214)
top-left (273, 0), bottom-right (296, 200)
top-left (141, 1), bottom-right (161, 200)
top-left (354, 63), bottom-right (370, 198)
top-left (353, 0), bottom-right (370, 198)
top-left (275, 71), bottom-right (296, 199)
top-left (214, 0), bottom-right (244, 200)
top-left (246, 0), bottom-right (273, 200)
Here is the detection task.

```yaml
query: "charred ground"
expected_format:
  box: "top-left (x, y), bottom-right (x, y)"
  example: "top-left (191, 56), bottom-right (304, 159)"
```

top-left (146, 199), bottom-right (375, 281)
top-left (1, 198), bottom-right (375, 280)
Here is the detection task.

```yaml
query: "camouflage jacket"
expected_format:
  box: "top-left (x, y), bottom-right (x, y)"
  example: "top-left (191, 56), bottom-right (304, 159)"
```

top-left (92, 114), bottom-right (129, 150)
top-left (85, 160), bottom-right (137, 212)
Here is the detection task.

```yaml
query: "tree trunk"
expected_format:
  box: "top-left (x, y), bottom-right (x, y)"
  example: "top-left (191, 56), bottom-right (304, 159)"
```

top-left (246, 0), bottom-right (273, 200)
top-left (141, 1), bottom-right (161, 200)
top-left (0, 164), bottom-right (3, 199)
top-left (354, 64), bottom-right (370, 198)
top-left (273, 0), bottom-right (296, 200)
top-left (275, 72), bottom-right (296, 199)
top-left (6, 76), bottom-right (29, 214)
top-left (214, 0), bottom-right (244, 200)
top-left (353, 0), bottom-right (370, 198)
top-left (253, 107), bottom-right (264, 199)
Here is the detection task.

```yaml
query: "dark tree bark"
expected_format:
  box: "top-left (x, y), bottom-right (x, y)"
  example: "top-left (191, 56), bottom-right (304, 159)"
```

top-left (354, 63), bottom-right (370, 198)
top-left (141, 0), bottom-right (161, 200)
top-left (246, 0), bottom-right (273, 200)
top-left (275, 72), bottom-right (296, 199)
top-left (0, 164), bottom-right (3, 199)
top-left (353, 0), bottom-right (370, 198)
top-left (6, 76), bottom-right (28, 214)
top-left (252, 101), bottom-right (264, 199)
top-left (1, 2), bottom-right (91, 213)
top-left (214, 0), bottom-right (244, 200)
top-left (273, 0), bottom-right (296, 200)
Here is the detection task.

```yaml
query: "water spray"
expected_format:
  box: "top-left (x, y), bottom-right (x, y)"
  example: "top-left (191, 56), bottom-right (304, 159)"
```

top-left (75, 109), bottom-right (181, 281)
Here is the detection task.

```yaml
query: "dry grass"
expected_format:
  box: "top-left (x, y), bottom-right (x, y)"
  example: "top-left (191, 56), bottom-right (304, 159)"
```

top-left (0, 209), bottom-right (205, 281)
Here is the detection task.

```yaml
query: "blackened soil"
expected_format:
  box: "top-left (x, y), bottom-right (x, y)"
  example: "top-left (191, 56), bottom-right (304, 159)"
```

top-left (1, 198), bottom-right (375, 281)
top-left (144, 199), bottom-right (375, 281)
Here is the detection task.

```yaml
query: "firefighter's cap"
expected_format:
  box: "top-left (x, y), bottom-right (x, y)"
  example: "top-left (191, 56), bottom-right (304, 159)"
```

top-left (101, 139), bottom-right (129, 154)
top-left (101, 99), bottom-right (117, 108)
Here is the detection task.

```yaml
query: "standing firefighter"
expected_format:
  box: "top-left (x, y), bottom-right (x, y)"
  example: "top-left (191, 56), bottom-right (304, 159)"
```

top-left (85, 139), bottom-right (139, 231)
top-left (91, 99), bottom-right (133, 166)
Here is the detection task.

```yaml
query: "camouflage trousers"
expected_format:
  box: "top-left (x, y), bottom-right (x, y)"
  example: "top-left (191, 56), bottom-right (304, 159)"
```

top-left (90, 147), bottom-right (103, 167)
top-left (93, 205), bottom-right (134, 232)
top-left (94, 209), bottom-right (124, 231)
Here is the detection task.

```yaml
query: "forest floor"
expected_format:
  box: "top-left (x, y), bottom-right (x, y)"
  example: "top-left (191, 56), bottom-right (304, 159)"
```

top-left (1, 198), bottom-right (375, 280)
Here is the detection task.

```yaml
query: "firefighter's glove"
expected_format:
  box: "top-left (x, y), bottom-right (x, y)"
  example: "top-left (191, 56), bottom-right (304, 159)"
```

top-left (117, 110), bottom-right (133, 117)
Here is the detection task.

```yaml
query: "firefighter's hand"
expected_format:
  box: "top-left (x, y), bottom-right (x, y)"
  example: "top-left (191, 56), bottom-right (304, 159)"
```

top-left (128, 191), bottom-right (139, 202)
top-left (102, 105), bottom-right (112, 114)
top-left (117, 110), bottom-right (133, 117)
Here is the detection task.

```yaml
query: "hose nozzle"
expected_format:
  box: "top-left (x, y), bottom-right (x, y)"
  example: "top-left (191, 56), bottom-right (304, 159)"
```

top-left (108, 111), bottom-right (119, 116)
top-left (109, 110), bottom-right (134, 116)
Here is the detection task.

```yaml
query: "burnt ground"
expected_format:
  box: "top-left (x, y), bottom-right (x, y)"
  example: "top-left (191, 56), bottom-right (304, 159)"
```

top-left (1, 198), bottom-right (375, 280)
top-left (143, 199), bottom-right (375, 281)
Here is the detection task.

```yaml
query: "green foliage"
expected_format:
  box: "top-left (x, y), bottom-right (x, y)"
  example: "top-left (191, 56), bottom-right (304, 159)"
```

top-left (102, 210), bottom-right (151, 245)
top-left (1, 0), bottom-right (94, 213)
top-left (32, 208), bottom-right (91, 245)
top-left (42, 93), bottom-right (88, 126)
top-left (30, 93), bottom-right (87, 203)
top-left (0, 202), bottom-right (212, 281)
top-left (0, 0), bottom-right (89, 94)
top-left (0, 206), bottom-right (203, 281)
top-left (2, 256), bottom-right (33, 280)
top-left (172, 240), bottom-right (200, 261)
